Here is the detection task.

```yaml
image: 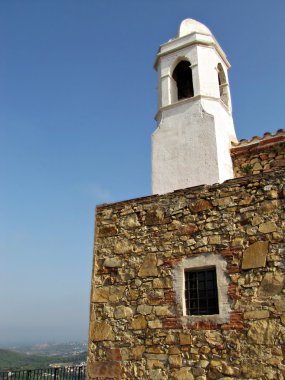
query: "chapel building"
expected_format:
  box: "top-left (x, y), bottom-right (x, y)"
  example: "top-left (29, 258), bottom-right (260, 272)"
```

top-left (87, 19), bottom-right (285, 380)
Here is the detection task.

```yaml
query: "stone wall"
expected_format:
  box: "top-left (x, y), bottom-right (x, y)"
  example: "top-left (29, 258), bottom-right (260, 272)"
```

top-left (231, 129), bottom-right (285, 178)
top-left (87, 169), bottom-right (285, 380)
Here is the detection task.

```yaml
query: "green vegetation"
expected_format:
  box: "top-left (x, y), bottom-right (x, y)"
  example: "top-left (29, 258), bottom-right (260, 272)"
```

top-left (241, 163), bottom-right (253, 174)
top-left (0, 349), bottom-right (86, 371)
top-left (275, 141), bottom-right (285, 153)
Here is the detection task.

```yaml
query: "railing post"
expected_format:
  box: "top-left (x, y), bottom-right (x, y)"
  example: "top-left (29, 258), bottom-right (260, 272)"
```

top-left (54, 368), bottom-right (58, 380)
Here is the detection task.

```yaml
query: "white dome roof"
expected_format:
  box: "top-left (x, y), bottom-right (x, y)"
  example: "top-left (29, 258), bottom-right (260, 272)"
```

top-left (178, 19), bottom-right (212, 37)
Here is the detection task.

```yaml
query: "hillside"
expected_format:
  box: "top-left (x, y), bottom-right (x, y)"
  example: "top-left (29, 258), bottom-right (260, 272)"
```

top-left (0, 349), bottom-right (86, 371)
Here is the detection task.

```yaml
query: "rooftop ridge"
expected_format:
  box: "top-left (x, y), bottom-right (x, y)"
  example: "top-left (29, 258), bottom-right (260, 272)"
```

top-left (232, 129), bottom-right (285, 148)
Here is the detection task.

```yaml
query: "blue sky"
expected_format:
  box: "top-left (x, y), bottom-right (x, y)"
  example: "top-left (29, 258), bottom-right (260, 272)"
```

top-left (0, 0), bottom-right (284, 345)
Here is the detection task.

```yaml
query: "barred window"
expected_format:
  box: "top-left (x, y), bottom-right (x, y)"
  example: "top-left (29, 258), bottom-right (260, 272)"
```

top-left (185, 267), bottom-right (219, 315)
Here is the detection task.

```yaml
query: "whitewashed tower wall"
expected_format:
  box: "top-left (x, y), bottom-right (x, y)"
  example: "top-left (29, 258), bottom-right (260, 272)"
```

top-left (152, 19), bottom-right (237, 194)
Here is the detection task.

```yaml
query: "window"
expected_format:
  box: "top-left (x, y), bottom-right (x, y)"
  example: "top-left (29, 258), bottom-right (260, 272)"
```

top-left (217, 63), bottom-right (229, 107)
top-left (173, 254), bottom-right (230, 324)
top-left (185, 267), bottom-right (219, 316)
top-left (172, 60), bottom-right (194, 100)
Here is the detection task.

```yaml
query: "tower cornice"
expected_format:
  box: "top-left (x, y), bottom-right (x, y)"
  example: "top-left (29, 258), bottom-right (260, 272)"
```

top-left (154, 32), bottom-right (230, 70)
top-left (154, 95), bottom-right (232, 122)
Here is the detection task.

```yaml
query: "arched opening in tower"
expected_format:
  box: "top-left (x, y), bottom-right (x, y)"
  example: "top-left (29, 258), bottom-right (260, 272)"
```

top-left (172, 61), bottom-right (194, 100)
top-left (217, 63), bottom-right (229, 107)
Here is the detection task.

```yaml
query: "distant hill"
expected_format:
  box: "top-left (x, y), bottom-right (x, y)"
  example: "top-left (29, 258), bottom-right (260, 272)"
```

top-left (0, 349), bottom-right (86, 371)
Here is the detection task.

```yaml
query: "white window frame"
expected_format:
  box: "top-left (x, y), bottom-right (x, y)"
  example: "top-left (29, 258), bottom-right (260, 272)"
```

top-left (173, 253), bottom-right (231, 324)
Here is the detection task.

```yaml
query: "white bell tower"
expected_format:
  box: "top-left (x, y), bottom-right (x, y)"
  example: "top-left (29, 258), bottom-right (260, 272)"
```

top-left (152, 19), bottom-right (237, 194)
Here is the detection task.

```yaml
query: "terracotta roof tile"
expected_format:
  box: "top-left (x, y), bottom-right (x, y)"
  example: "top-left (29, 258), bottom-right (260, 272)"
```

top-left (231, 129), bottom-right (285, 148)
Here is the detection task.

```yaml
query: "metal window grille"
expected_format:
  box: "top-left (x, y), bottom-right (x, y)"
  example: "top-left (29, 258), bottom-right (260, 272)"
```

top-left (185, 267), bottom-right (219, 315)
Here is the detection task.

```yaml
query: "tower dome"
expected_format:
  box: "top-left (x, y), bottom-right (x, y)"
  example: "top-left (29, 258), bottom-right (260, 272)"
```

top-left (178, 18), bottom-right (212, 37)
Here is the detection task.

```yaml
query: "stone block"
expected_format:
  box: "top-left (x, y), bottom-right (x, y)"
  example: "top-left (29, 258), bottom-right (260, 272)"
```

top-left (97, 225), bottom-right (118, 237)
top-left (198, 360), bottom-right (210, 368)
top-left (231, 237), bottom-right (244, 248)
top-left (129, 288), bottom-right (139, 300)
top-left (138, 253), bottom-right (158, 277)
top-left (148, 319), bottom-right (163, 329)
top-left (120, 347), bottom-right (129, 360)
top-left (205, 331), bottom-right (223, 346)
top-left (274, 296), bottom-right (285, 312)
top-left (145, 353), bottom-right (168, 361)
top-left (267, 357), bottom-right (283, 365)
top-left (132, 345), bottom-right (145, 359)
top-left (168, 346), bottom-right (180, 354)
top-left (190, 199), bottom-right (212, 212)
top-left (153, 277), bottom-right (172, 289)
top-left (272, 158), bottom-right (285, 167)
top-left (239, 195), bottom-right (253, 205)
top-left (88, 361), bottom-right (121, 378)
top-left (154, 305), bottom-right (173, 316)
top-left (213, 197), bottom-right (232, 207)
top-left (168, 220), bottom-right (181, 231)
top-left (92, 285), bottom-right (126, 303)
top-left (173, 367), bottom-right (194, 380)
top-left (241, 364), bottom-right (264, 379)
top-left (131, 315), bottom-right (147, 330)
top-left (169, 354), bottom-right (182, 367)
top-left (259, 272), bottom-right (285, 296)
top-left (251, 215), bottom-right (262, 226)
top-left (91, 321), bottom-right (114, 341)
top-left (109, 286), bottom-right (126, 302)
top-left (180, 224), bottom-right (198, 236)
top-left (241, 241), bottom-right (269, 269)
top-left (179, 332), bottom-right (192, 345)
top-left (103, 257), bottom-right (122, 268)
top-left (92, 287), bottom-right (109, 302)
top-left (120, 213), bottom-right (140, 228)
top-left (108, 348), bottom-right (122, 361)
top-left (260, 200), bottom-right (278, 213)
top-left (247, 319), bottom-right (285, 345)
top-left (165, 333), bottom-right (176, 344)
top-left (259, 221), bottom-right (277, 233)
top-left (137, 304), bottom-right (152, 315)
top-left (147, 359), bottom-right (164, 369)
top-left (114, 305), bottom-right (133, 319)
top-left (221, 363), bottom-right (240, 376)
top-left (145, 207), bottom-right (165, 225)
top-left (252, 162), bottom-right (262, 171)
top-left (208, 235), bottom-right (221, 244)
top-left (146, 346), bottom-right (165, 354)
top-left (200, 345), bottom-right (210, 354)
top-left (114, 239), bottom-right (133, 254)
top-left (192, 368), bottom-right (204, 377)
top-left (210, 360), bottom-right (222, 367)
top-left (149, 369), bottom-right (165, 380)
top-left (267, 190), bottom-right (278, 199)
top-left (243, 310), bottom-right (269, 320)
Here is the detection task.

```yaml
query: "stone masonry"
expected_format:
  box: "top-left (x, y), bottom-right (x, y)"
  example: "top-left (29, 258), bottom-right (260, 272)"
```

top-left (87, 167), bottom-right (285, 380)
top-left (231, 129), bottom-right (285, 178)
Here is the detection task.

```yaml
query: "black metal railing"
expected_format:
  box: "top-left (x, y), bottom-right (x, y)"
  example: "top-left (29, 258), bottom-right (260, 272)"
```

top-left (0, 366), bottom-right (86, 380)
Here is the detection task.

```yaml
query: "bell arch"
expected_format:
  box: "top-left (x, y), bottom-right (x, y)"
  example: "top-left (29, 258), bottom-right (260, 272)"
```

top-left (171, 60), bottom-right (194, 102)
top-left (217, 63), bottom-right (229, 107)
